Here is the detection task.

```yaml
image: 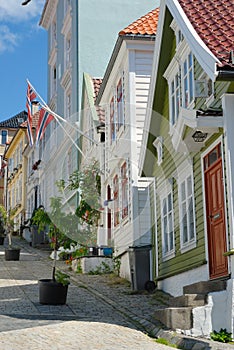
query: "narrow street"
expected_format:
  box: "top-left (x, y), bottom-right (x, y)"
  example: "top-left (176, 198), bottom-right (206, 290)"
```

top-left (0, 238), bottom-right (232, 350)
top-left (0, 238), bottom-right (177, 350)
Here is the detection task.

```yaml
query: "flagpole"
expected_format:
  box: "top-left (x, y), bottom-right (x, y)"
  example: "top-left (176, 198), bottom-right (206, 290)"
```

top-left (27, 79), bottom-right (48, 108)
top-left (41, 105), bottom-right (99, 146)
top-left (50, 113), bottom-right (86, 158)
top-left (27, 79), bottom-right (99, 146)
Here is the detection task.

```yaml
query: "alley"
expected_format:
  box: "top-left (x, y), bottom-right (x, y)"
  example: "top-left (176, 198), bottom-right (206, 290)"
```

top-left (0, 238), bottom-right (232, 350)
top-left (0, 238), bottom-right (177, 350)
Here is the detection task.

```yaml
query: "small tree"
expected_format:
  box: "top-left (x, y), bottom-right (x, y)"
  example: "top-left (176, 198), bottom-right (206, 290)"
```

top-left (0, 205), bottom-right (14, 246)
top-left (32, 197), bottom-right (77, 280)
top-left (57, 159), bottom-right (101, 246)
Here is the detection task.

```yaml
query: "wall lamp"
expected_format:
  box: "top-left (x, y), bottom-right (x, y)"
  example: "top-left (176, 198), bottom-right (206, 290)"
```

top-left (192, 130), bottom-right (208, 143)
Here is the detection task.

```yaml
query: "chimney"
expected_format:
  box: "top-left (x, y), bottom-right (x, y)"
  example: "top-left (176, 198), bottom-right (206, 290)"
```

top-left (31, 101), bottom-right (40, 115)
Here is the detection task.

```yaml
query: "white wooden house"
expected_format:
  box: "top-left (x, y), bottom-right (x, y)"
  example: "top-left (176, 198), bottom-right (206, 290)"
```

top-left (95, 9), bottom-right (160, 284)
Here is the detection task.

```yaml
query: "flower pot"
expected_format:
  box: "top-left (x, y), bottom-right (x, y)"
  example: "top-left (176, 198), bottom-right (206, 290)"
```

top-left (5, 248), bottom-right (20, 261)
top-left (0, 236), bottom-right (5, 245)
top-left (38, 279), bottom-right (68, 305)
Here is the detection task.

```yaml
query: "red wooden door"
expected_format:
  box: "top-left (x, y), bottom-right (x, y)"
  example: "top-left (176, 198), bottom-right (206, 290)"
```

top-left (204, 144), bottom-right (228, 279)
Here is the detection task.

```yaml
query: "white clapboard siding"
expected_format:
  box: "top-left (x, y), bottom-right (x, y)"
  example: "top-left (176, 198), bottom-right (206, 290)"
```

top-left (135, 180), bottom-right (152, 246)
top-left (134, 51), bottom-right (153, 162)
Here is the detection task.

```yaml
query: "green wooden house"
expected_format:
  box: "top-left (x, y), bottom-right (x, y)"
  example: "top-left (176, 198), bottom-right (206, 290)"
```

top-left (139, 0), bottom-right (234, 338)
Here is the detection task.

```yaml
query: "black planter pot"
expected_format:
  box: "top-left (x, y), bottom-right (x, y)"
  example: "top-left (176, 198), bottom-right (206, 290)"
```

top-left (39, 279), bottom-right (68, 305)
top-left (0, 236), bottom-right (5, 245)
top-left (5, 248), bottom-right (20, 261)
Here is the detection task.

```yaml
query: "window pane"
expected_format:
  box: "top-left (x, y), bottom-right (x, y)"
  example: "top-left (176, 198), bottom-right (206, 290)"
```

top-left (182, 202), bottom-right (188, 243)
top-left (208, 149), bottom-right (218, 166)
top-left (169, 213), bottom-right (173, 250)
top-left (164, 217), bottom-right (168, 252)
top-left (163, 198), bottom-right (167, 216)
top-left (171, 81), bottom-right (174, 94)
top-left (189, 199), bottom-right (195, 239)
top-left (181, 181), bottom-right (186, 201)
top-left (189, 70), bottom-right (194, 101)
top-left (168, 193), bottom-right (172, 212)
top-left (187, 176), bottom-right (192, 196)
top-left (184, 60), bottom-right (187, 75)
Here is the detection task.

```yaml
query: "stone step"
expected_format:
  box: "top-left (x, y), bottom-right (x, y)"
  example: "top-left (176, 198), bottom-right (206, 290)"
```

top-left (154, 307), bottom-right (193, 330)
top-left (183, 280), bottom-right (227, 295)
top-left (169, 293), bottom-right (207, 307)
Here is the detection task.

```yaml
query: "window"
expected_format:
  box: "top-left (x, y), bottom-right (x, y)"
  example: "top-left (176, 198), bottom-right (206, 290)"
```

top-left (176, 29), bottom-right (184, 47)
top-left (64, 0), bottom-right (71, 14)
top-left (110, 97), bottom-right (116, 143)
top-left (182, 53), bottom-right (194, 107)
top-left (166, 52), bottom-right (194, 126)
top-left (170, 72), bottom-right (181, 125)
top-left (113, 175), bottom-right (119, 226)
top-left (178, 161), bottom-right (196, 252)
top-left (51, 20), bottom-right (56, 48)
top-left (117, 78), bottom-right (124, 129)
top-left (51, 65), bottom-right (57, 96)
top-left (66, 91), bottom-right (71, 118)
top-left (121, 162), bottom-right (128, 219)
top-left (65, 35), bottom-right (71, 69)
top-left (1, 130), bottom-right (7, 144)
top-left (161, 189), bottom-right (174, 258)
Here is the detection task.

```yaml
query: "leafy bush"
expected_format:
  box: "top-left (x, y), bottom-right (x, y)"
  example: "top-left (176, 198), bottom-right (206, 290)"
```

top-left (55, 270), bottom-right (70, 286)
top-left (210, 328), bottom-right (232, 343)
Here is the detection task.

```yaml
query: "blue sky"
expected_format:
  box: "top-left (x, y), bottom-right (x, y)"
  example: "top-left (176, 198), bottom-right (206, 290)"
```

top-left (0, 0), bottom-right (47, 121)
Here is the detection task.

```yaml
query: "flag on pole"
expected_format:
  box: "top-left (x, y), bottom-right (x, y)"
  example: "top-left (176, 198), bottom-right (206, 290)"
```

top-left (36, 107), bottom-right (54, 144)
top-left (26, 82), bottom-right (37, 147)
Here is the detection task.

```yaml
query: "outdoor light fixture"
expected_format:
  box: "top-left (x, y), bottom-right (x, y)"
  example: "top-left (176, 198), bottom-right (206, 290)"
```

top-left (192, 130), bottom-right (208, 143)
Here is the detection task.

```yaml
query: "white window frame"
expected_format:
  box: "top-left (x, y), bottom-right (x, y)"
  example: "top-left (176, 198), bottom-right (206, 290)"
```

top-left (65, 89), bottom-right (71, 119)
top-left (164, 39), bottom-right (195, 132)
top-left (51, 19), bottom-right (57, 50)
top-left (159, 180), bottom-right (175, 261)
top-left (178, 160), bottom-right (196, 253)
top-left (65, 34), bottom-right (71, 70)
top-left (182, 52), bottom-right (194, 108)
top-left (117, 77), bottom-right (125, 131)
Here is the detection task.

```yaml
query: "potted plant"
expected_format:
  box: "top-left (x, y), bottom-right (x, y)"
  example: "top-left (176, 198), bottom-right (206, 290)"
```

top-left (5, 218), bottom-right (21, 261)
top-left (32, 200), bottom-right (71, 305)
top-left (0, 206), bottom-right (20, 260)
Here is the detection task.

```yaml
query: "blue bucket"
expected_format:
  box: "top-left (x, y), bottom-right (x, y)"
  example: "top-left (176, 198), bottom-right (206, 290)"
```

top-left (103, 247), bottom-right (113, 257)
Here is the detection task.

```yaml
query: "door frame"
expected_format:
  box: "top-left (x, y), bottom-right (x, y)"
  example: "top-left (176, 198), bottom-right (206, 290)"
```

top-left (201, 136), bottom-right (229, 277)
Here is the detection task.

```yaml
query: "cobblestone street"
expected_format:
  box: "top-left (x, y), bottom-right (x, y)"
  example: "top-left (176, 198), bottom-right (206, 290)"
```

top-left (0, 238), bottom-right (232, 350)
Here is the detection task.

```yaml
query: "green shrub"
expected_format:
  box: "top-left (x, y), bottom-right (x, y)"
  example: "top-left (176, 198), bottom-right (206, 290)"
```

top-left (210, 328), bottom-right (232, 343)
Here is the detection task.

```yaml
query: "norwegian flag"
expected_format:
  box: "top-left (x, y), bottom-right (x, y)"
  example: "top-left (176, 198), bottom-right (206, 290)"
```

top-left (36, 107), bottom-right (54, 145)
top-left (26, 82), bottom-right (37, 147)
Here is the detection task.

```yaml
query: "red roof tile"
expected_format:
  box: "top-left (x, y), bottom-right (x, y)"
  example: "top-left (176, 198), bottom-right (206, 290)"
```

top-left (92, 78), bottom-right (102, 103)
top-left (119, 8), bottom-right (159, 36)
top-left (92, 78), bottom-right (105, 123)
top-left (178, 0), bottom-right (234, 67)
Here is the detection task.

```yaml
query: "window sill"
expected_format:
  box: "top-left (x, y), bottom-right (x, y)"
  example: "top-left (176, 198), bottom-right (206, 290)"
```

top-left (180, 240), bottom-right (196, 254)
top-left (162, 250), bottom-right (175, 262)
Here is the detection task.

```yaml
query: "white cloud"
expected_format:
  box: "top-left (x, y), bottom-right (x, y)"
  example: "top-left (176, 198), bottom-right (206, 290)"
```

top-left (0, 0), bottom-right (45, 53)
top-left (0, 25), bottom-right (18, 53)
top-left (0, 0), bottom-right (45, 22)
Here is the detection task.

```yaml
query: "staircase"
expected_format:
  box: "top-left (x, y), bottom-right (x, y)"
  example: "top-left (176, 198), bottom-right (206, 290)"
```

top-left (154, 280), bottom-right (227, 330)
